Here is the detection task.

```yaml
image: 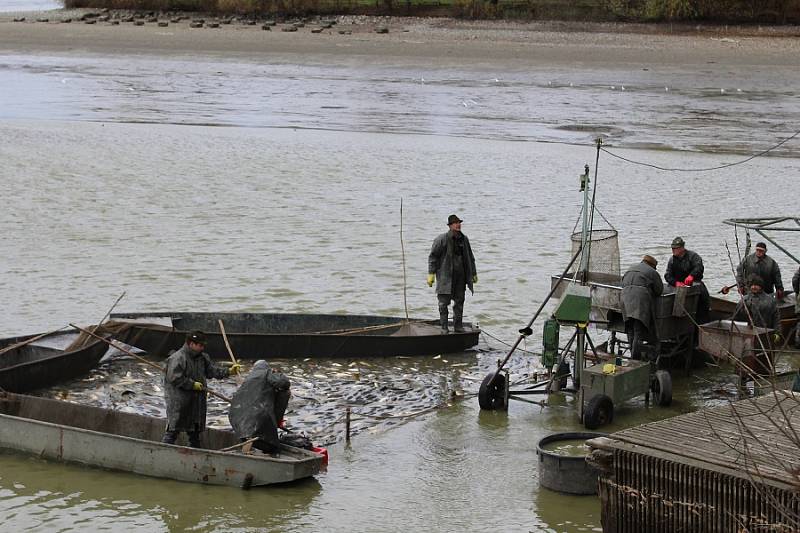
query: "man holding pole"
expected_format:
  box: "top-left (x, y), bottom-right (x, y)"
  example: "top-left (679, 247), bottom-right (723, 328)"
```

top-left (162, 331), bottom-right (240, 448)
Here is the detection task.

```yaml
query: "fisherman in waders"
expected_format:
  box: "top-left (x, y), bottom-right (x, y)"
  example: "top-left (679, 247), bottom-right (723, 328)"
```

top-left (428, 214), bottom-right (477, 333)
top-left (664, 236), bottom-right (710, 323)
top-left (162, 331), bottom-right (240, 448)
top-left (229, 360), bottom-right (291, 454)
top-left (793, 266), bottom-right (800, 348)
top-left (727, 241), bottom-right (785, 299)
top-left (621, 255), bottom-right (664, 360)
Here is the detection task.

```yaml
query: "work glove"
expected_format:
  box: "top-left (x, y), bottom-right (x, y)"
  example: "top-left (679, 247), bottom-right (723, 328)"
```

top-left (721, 286), bottom-right (730, 295)
top-left (192, 381), bottom-right (204, 392)
top-left (472, 275), bottom-right (478, 284)
top-left (684, 275), bottom-right (694, 286)
top-left (427, 273), bottom-right (435, 287)
top-left (738, 286), bottom-right (746, 295)
top-left (229, 363), bottom-right (242, 376)
top-left (776, 289), bottom-right (785, 300)
top-left (772, 333), bottom-right (783, 344)
top-left (675, 281), bottom-right (686, 287)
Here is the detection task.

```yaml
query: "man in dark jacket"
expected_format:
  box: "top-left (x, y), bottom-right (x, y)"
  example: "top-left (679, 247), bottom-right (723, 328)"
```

top-left (621, 255), bottom-right (664, 360)
top-left (734, 275), bottom-right (780, 331)
top-left (162, 331), bottom-right (239, 448)
top-left (793, 266), bottom-right (800, 347)
top-left (428, 214), bottom-right (477, 333)
top-left (229, 360), bottom-right (291, 454)
top-left (732, 242), bottom-right (784, 298)
top-left (664, 236), bottom-right (709, 322)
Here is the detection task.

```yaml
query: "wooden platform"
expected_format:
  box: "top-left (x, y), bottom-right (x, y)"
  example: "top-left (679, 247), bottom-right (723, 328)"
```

top-left (588, 392), bottom-right (800, 532)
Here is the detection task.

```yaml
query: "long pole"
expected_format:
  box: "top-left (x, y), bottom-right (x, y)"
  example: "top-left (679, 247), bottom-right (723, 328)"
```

top-left (400, 198), bottom-right (409, 321)
top-left (218, 319), bottom-right (243, 384)
top-left (69, 323), bottom-right (232, 403)
top-left (0, 326), bottom-right (70, 357)
top-left (495, 245), bottom-right (583, 372)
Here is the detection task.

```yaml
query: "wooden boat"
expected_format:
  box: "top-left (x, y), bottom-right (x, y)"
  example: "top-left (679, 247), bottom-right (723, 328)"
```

top-left (0, 329), bottom-right (110, 393)
top-left (109, 312), bottom-right (480, 359)
top-left (709, 293), bottom-right (797, 339)
top-left (0, 392), bottom-right (322, 488)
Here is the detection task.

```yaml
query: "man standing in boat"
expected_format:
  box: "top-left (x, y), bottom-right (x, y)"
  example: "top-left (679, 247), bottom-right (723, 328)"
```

top-left (728, 242), bottom-right (784, 299)
top-left (428, 214), bottom-right (477, 333)
top-left (621, 255), bottom-right (663, 360)
top-left (664, 236), bottom-right (710, 323)
top-left (734, 275), bottom-right (780, 331)
top-left (162, 331), bottom-right (240, 448)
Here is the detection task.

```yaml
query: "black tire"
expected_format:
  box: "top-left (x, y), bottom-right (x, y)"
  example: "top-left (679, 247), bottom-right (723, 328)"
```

top-left (651, 370), bottom-right (673, 407)
top-left (478, 372), bottom-right (507, 411)
top-left (584, 394), bottom-right (614, 429)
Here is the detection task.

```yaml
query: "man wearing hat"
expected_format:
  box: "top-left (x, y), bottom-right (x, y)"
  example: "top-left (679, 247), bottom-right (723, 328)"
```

top-left (734, 275), bottom-right (780, 330)
top-left (427, 214), bottom-right (477, 333)
top-left (731, 242), bottom-right (784, 298)
top-left (621, 255), bottom-right (664, 359)
top-left (664, 236), bottom-right (710, 322)
top-left (162, 331), bottom-right (240, 448)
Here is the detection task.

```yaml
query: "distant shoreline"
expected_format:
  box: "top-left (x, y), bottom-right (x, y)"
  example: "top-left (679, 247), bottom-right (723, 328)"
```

top-left (1, 10), bottom-right (800, 70)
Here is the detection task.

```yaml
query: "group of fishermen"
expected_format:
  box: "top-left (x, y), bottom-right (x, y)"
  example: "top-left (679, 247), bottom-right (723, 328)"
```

top-left (621, 236), bottom-right (799, 360)
top-left (161, 330), bottom-right (292, 451)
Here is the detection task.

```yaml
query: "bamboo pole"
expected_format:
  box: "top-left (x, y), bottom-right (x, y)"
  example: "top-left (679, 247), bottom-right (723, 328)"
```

top-left (69, 323), bottom-right (232, 403)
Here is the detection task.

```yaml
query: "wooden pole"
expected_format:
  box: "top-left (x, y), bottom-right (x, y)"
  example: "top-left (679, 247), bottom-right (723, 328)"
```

top-left (0, 326), bottom-right (69, 357)
top-left (345, 407), bottom-right (351, 442)
top-left (400, 198), bottom-right (409, 322)
top-left (92, 291), bottom-right (126, 334)
top-left (218, 319), bottom-right (243, 384)
top-left (69, 323), bottom-right (232, 403)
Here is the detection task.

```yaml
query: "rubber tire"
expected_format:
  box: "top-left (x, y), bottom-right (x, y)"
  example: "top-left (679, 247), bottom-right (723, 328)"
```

top-left (651, 370), bottom-right (673, 407)
top-left (478, 372), bottom-right (507, 411)
top-left (584, 394), bottom-right (614, 430)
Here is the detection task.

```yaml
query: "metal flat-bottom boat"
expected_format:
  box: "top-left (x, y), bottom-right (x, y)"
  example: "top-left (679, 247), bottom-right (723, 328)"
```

top-left (109, 312), bottom-right (480, 359)
top-left (0, 392), bottom-right (322, 488)
top-left (0, 330), bottom-right (110, 393)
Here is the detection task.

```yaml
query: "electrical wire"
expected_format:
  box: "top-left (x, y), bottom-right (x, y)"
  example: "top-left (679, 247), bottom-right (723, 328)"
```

top-left (599, 128), bottom-right (800, 172)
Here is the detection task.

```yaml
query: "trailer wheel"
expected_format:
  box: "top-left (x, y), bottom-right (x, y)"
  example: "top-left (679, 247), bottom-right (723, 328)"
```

top-left (651, 370), bottom-right (673, 407)
top-left (584, 394), bottom-right (614, 429)
top-left (478, 372), bottom-right (507, 411)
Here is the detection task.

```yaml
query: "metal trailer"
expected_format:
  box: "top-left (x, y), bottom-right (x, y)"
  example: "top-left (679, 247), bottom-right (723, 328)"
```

top-left (550, 272), bottom-right (701, 371)
top-left (697, 319), bottom-right (776, 384)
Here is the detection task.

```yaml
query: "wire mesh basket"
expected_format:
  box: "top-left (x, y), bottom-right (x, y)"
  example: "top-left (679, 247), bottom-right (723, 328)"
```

top-left (571, 229), bottom-right (620, 275)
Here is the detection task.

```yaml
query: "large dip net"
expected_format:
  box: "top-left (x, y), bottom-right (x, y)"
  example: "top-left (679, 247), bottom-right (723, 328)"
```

top-left (571, 229), bottom-right (620, 276)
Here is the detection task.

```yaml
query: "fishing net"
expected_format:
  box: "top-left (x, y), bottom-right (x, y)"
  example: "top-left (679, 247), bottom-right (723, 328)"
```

top-left (229, 362), bottom-right (291, 452)
top-left (570, 229), bottom-right (620, 275)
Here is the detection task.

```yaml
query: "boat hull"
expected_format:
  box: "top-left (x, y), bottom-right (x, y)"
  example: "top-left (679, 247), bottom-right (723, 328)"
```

top-left (110, 312), bottom-right (480, 359)
top-left (0, 393), bottom-right (321, 488)
top-left (0, 331), bottom-right (109, 393)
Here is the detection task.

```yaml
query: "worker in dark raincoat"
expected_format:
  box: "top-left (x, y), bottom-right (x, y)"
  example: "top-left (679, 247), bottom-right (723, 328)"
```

top-left (730, 242), bottom-right (784, 298)
top-left (621, 255), bottom-right (664, 360)
top-left (428, 214), bottom-right (477, 333)
top-left (162, 331), bottom-right (240, 448)
top-left (734, 275), bottom-right (780, 331)
top-left (664, 236), bottom-right (709, 323)
top-left (229, 360), bottom-right (291, 454)
top-left (733, 275), bottom-right (781, 379)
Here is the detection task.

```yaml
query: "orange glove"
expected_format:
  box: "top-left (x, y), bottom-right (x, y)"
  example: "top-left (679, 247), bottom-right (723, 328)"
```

top-left (776, 289), bottom-right (784, 300)
top-left (684, 275), bottom-right (694, 286)
top-left (675, 281), bottom-right (686, 287)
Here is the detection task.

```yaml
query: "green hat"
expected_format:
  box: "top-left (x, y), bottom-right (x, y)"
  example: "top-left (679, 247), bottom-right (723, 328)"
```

top-left (671, 236), bottom-right (685, 249)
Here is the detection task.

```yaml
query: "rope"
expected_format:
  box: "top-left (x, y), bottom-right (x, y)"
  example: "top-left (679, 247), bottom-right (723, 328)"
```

top-left (599, 128), bottom-right (800, 172)
top-left (480, 328), bottom-right (542, 357)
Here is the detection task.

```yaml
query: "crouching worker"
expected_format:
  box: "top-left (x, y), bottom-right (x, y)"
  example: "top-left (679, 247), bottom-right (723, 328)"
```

top-left (162, 331), bottom-right (240, 448)
top-left (229, 360), bottom-right (291, 454)
top-left (621, 255), bottom-right (664, 360)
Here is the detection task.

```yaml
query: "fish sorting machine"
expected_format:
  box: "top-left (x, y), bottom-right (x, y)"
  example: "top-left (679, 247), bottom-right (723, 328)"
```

top-left (478, 144), bottom-right (673, 429)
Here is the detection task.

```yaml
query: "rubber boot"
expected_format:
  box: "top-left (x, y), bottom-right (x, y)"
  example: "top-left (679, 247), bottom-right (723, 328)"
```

top-left (453, 315), bottom-right (464, 332)
top-left (161, 430), bottom-right (178, 444)
top-left (440, 313), bottom-right (449, 334)
top-left (188, 431), bottom-right (202, 448)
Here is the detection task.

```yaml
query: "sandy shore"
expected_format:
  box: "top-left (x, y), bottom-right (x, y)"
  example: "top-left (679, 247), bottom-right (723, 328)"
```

top-left (2, 10), bottom-right (800, 68)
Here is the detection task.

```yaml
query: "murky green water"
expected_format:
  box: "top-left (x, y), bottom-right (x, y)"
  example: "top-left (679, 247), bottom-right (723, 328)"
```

top-left (1, 43), bottom-right (799, 532)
